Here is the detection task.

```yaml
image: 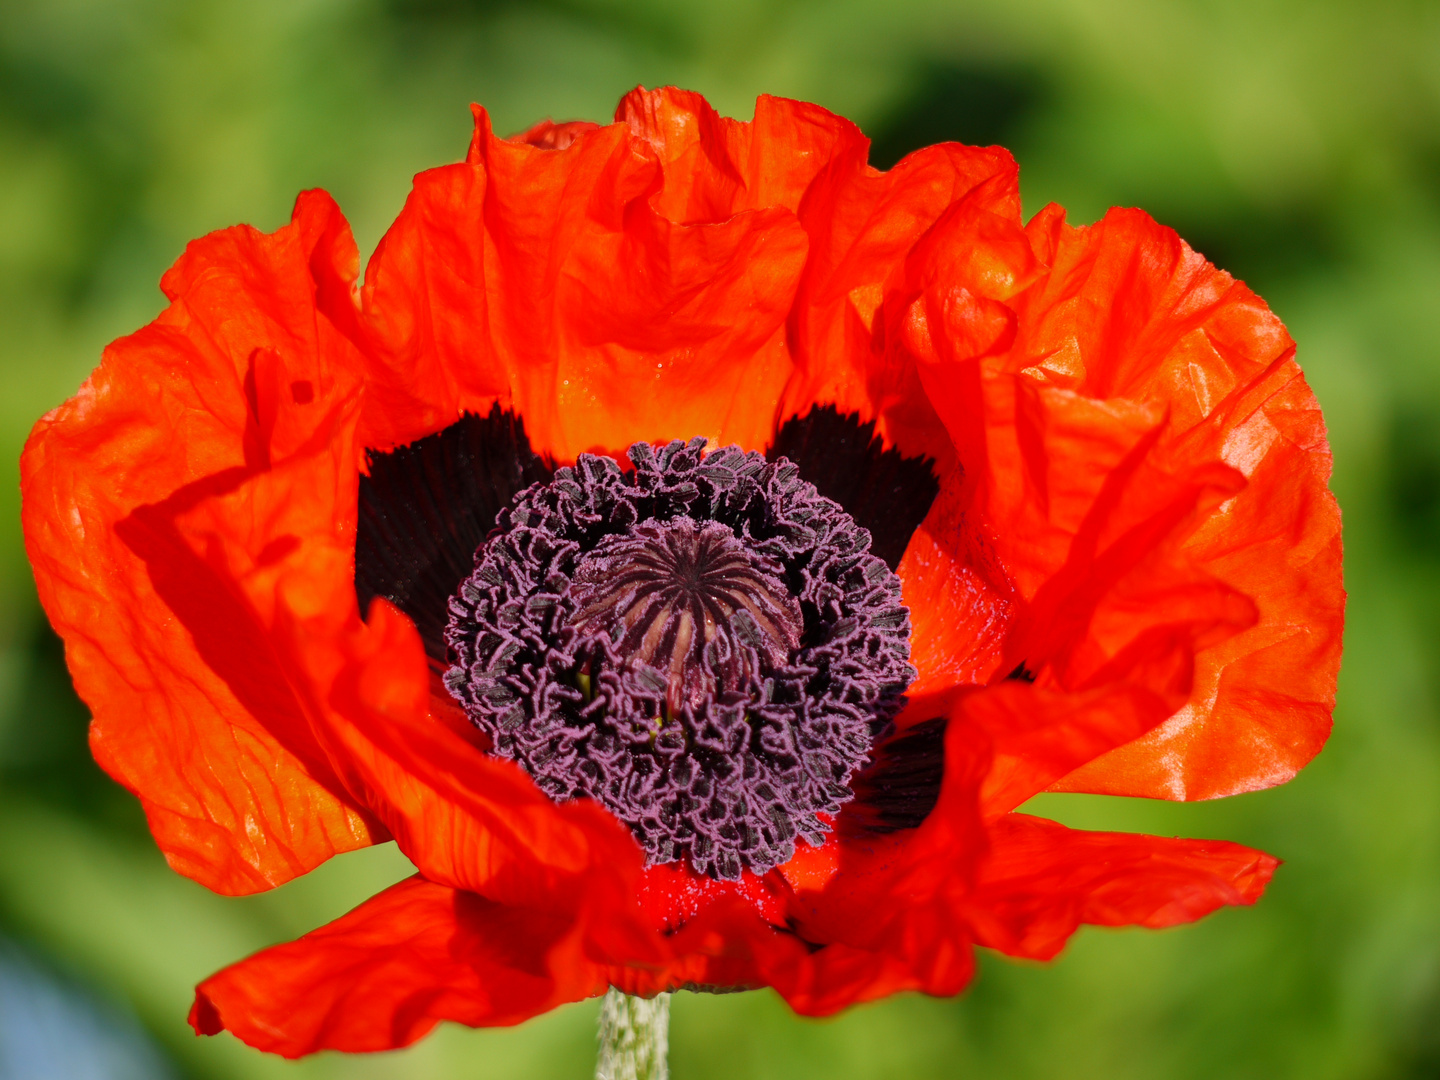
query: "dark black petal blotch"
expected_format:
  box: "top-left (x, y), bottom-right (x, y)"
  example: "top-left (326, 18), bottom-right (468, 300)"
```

top-left (354, 405), bottom-right (552, 662)
top-left (768, 405), bottom-right (941, 571)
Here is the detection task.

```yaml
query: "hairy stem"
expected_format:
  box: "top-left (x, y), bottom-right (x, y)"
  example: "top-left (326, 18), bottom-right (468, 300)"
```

top-left (596, 988), bottom-right (670, 1080)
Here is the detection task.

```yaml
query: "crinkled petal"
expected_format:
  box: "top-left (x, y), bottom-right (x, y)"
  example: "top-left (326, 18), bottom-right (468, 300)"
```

top-left (618, 892), bottom-right (975, 1015)
top-left (280, 595), bottom-right (659, 962)
top-left (964, 813), bottom-right (1277, 960)
top-left (778, 132), bottom-right (1024, 465)
top-left (905, 339), bottom-right (1258, 710)
top-left (361, 92), bottom-right (816, 463)
top-left (1054, 356), bottom-right (1341, 798)
top-left (21, 191), bottom-right (383, 895)
top-left (772, 135), bottom-right (1033, 688)
top-left (800, 626), bottom-right (1262, 982)
top-left (775, 709), bottom-right (988, 999)
top-left (957, 681), bottom-right (1181, 820)
top-left (149, 320), bottom-right (658, 960)
top-left (190, 873), bottom-right (958, 1056)
top-left (615, 88), bottom-right (862, 224)
top-left (899, 202), bottom-right (1339, 796)
top-left (191, 810), bottom-right (1272, 1053)
top-left (1009, 207), bottom-right (1343, 798)
top-left (190, 875), bottom-right (609, 1057)
top-left (898, 469), bottom-right (1015, 695)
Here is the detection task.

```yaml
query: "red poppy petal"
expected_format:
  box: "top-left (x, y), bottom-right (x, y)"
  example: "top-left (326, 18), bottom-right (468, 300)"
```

top-left (776, 925), bottom-right (976, 1014)
top-left (769, 135), bottom-right (1036, 692)
top-left (1053, 357), bottom-right (1342, 798)
top-left (509, 117), bottom-right (602, 150)
top-left (805, 616), bottom-right (1254, 967)
top-left (704, 905), bottom-right (974, 1016)
top-left (271, 592), bottom-right (661, 963)
top-left (956, 681), bottom-right (1179, 819)
top-left (777, 133), bottom-right (1024, 464)
top-left (630, 836), bottom-right (971, 999)
top-left (146, 208), bottom-right (683, 962)
top-left (793, 161), bottom-right (1036, 692)
top-left (965, 813), bottom-right (1277, 960)
top-left (899, 469), bottom-right (1016, 695)
top-left (21, 191), bottom-right (382, 895)
top-left (621, 724), bottom-right (989, 1009)
top-left (783, 711), bottom-right (989, 983)
top-left (168, 412), bottom-right (660, 959)
top-left (757, 902), bottom-right (976, 1015)
top-left (361, 100), bottom-right (810, 463)
top-left (191, 875), bottom-right (609, 1057)
top-left (907, 351), bottom-right (1259, 709)
top-left (901, 203), bottom-right (1339, 796)
top-left (616, 88), bottom-right (862, 223)
top-left (607, 892), bottom-right (974, 1015)
top-left (1009, 207), bottom-right (1343, 798)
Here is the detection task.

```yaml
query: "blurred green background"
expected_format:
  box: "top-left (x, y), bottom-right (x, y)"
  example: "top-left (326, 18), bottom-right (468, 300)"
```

top-left (0, 0), bottom-right (1436, 1076)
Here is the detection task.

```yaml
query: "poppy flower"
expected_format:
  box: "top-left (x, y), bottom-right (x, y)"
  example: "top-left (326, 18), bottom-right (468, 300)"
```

top-left (21, 86), bottom-right (1343, 1057)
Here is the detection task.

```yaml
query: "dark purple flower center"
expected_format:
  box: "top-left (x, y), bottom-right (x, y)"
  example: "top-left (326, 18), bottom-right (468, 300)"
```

top-left (443, 438), bottom-right (915, 880)
top-left (567, 519), bottom-right (802, 716)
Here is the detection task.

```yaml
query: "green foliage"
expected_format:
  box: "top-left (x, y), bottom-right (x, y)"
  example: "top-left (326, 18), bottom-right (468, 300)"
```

top-left (1, 0), bottom-right (1437, 1076)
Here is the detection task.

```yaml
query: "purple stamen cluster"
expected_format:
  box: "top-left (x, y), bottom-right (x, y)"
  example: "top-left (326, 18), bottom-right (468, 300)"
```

top-left (444, 438), bottom-right (915, 880)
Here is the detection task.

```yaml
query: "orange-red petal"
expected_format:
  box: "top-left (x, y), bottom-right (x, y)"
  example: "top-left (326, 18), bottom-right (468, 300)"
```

top-left (21, 191), bottom-right (383, 895)
top-left (118, 266), bottom-right (660, 956)
top-left (964, 813), bottom-right (1277, 960)
top-left (190, 875), bottom-right (610, 1057)
top-left (163, 379), bottom-right (661, 948)
top-left (361, 91), bottom-right (841, 463)
top-left (620, 893), bottom-right (976, 1016)
top-left (280, 595), bottom-right (660, 963)
top-left (779, 141), bottom-right (1027, 466)
top-left (192, 877), bottom-right (970, 1056)
top-left (1009, 207), bottom-right (1343, 799)
top-left (900, 202), bottom-right (1340, 798)
top-left (1054, 355), bottom-right (1342, 797)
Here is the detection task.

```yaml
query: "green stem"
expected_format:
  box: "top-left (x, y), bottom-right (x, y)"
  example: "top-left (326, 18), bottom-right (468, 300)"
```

top-left (596, 988), bottom-right (670, 1080)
